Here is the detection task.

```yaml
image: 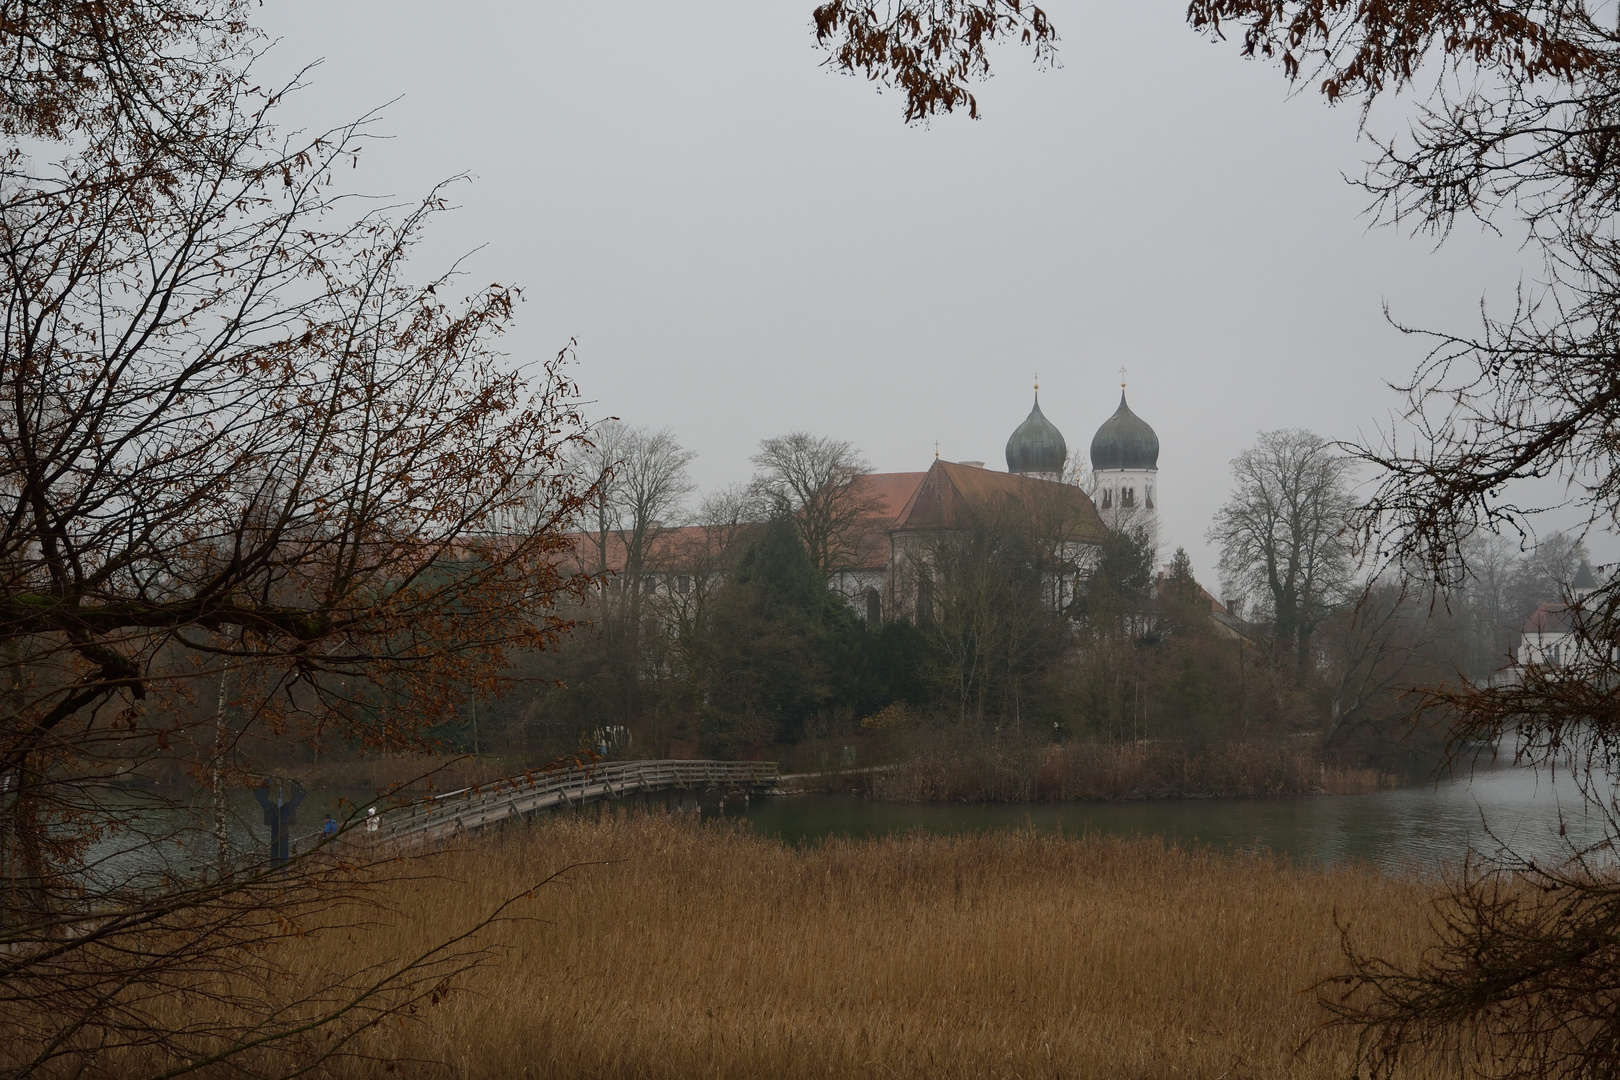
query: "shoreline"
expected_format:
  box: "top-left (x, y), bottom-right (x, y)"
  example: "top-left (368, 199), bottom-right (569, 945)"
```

top-left (133, 739), bottom-right (1415, 805)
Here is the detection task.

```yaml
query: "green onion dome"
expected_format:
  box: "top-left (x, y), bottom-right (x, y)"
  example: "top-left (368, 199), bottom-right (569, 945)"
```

top-left (1005, 393), bottom-right (1068, 476)
top-left (1089, 391), bottom-right (1159, 471)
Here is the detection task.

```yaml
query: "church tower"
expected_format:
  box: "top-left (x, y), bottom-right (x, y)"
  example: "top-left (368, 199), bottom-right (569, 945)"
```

top-left (1004, 382), bottom-right (1067, 482)
top-left (1089, 376), bottom-right (1159, 535)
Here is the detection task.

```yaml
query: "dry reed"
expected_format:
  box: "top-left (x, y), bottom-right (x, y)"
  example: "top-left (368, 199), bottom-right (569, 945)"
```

top-left (238, 812), bottom-right (1454, 1079)
top-left (868, 741), bottom-right (1396, 802)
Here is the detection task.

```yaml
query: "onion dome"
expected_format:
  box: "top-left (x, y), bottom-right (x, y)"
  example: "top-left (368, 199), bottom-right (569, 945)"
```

top-left (1005, 392), bottom-right (1067, 476)
top-left (1089, 391), bottom-right (1159, 471)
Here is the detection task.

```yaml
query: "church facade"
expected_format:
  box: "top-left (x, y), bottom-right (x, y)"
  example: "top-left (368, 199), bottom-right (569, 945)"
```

top-left (568, 380), bottom-right (1175, 626)
top-left (832, 380), bottom-right (1164, 622)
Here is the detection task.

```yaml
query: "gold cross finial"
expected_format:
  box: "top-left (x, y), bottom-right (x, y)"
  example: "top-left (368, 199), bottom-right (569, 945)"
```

top-left (934, 439), bottom-right (940, 459)
top-left (1034, 372), bottom-right (1039, 392)
top-left (1119, 365), bottom-right (1127, 389)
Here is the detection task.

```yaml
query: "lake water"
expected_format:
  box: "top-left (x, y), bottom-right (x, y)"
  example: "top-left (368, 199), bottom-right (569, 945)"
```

top-left (106, 761), bottom-right (1616, 879)
top-left (715, 763), bottom-right (1613, 872)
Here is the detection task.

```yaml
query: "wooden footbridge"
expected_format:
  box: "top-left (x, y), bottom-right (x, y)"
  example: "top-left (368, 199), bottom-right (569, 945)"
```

top-left (370, 759), bottom-right (780, 848)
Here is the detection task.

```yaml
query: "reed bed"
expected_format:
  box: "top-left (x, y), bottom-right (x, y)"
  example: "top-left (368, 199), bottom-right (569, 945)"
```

top-left (860, 740), bottom-right (1395, 802)
top-left (256, 813), bottom-right (1449, 1080)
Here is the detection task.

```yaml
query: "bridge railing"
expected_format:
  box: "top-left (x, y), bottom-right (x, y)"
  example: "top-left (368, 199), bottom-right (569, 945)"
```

top-left (371, 758), bottom-right (778, 845)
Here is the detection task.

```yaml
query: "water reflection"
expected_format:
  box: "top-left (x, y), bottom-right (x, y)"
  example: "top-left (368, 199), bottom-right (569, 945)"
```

top-left (722, 763), bottom-right (1613, 871)
top-left (101, 763), bottom-right (1616, 878)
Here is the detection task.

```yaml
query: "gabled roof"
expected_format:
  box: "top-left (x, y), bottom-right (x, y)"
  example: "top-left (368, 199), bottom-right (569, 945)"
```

top-left (840, 471), bottom-right (928, 571)
top-left (890, 460), bottom-right (1107, 542)
top-left (849, 472), bottom-right (927, 523)
top-left (1524, 601), bottom-right (1574, 635)
top-left (559, 472), bottom-right (930, 577)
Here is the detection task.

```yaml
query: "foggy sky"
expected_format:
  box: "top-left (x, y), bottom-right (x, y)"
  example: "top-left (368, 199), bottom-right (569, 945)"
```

top-left (258, 0), bottom-right (1568, 584)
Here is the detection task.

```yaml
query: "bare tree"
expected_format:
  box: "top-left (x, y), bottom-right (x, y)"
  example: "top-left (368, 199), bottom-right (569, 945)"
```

top-left (1210, 430), bottom-right (1356, 671)
top-left (698, 483), bottom-right (765, 543)
top-left (1317, 578), bottom-right (1458, 752)
top-left (648, 488), bottom-right (753, 659)
top-left (574, 422), bottom-right (693, 631)
top-left (616, 428), bottom-right (697, 625)
top-left (1455, 532), bottom-right (1526, 682)
top-left (575, 423), bottom-right (694, 589)
top-left (903, 481), bottom-right (1093, 727)
top-left (0, 1), bottom-right (596, 1073)
top-left (577, 419), bottom-right (631, 588)
top-left (750, 432), bottom-right (883, 574)
top-left (667, 484), bottom-right (763, 622)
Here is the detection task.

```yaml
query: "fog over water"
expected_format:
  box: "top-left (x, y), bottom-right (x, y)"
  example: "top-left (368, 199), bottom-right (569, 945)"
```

top-left (253, 0), bottom-right (1604, 578)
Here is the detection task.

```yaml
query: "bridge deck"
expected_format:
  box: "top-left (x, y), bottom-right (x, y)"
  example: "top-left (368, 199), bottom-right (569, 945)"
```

top-left (368, 758), bottom-right (779, 848)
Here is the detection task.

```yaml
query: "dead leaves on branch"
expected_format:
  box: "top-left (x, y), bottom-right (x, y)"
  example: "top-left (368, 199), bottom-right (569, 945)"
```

top-left (813, 0), bottom-right (1614, 124)
top-left (812, 0), bottom-right (1056, 121)
top-left (1187, 0), bottom-right (1604, 101)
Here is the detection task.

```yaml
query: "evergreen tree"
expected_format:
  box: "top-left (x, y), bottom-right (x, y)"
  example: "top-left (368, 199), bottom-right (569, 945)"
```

top-left (699, 515), bottom-right (859, 752)
top-left (1075, 527), bottom-right (1156, 640)
top-left (1159, 547), bottom-right (1211, 637)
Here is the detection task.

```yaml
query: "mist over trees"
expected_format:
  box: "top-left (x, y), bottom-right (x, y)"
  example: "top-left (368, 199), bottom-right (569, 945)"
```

top-left (818, 0), bottom-right (1620, 1063)
top-left (1210, 429), bottom-right (1356, 671)
top-left (461, 411), bottom-right (1617, 822)
top-left (471, 418), bottom-right (1586, 792)
top-left (750, 432), bottom-right (882, 574)
top-left (12, 0), bottom-right (1620, 1073)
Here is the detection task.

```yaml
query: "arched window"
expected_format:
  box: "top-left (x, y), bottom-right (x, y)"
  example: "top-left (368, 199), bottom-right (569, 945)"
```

top-left (1100, 488), bottom-right (1112, 509)
top-left (917, 573), bottom-right (934, 625)
top-left (1145, 485), bottom-right (1154, 509)
top-left (1122, 487), bottom-right (1136, 508)
top-left (865, 587), bottom-right (882, 624)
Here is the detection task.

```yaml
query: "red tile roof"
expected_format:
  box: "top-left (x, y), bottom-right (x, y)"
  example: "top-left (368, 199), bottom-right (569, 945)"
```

top-left (555, 465), bottom-right (1103, 578)
top-left (850, 472), bottom-right (928, 523)
top-left (1523, 601), bottom-right (1574, 634)
top-left (838, 472), bottom-right (928, 571)
top-left (559, 472), bottom-right (929, 577)
top-left (891, 460), bottom-right (1108, 541)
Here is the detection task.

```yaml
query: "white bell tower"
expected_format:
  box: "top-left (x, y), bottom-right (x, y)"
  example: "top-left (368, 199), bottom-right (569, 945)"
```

top-left (1089, 369), bottom-right (1160, 540)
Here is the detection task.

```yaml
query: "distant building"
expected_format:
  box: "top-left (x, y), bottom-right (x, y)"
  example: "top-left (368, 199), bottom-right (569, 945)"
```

top-left (1089, 390), bottom-right (1159, 537)
top-left (883, 459), bottom-right (1107, 620)
top-left (1517, 559), bottom-right (1602, 670)
top-left (566, 376), bottom-right (1218, 626)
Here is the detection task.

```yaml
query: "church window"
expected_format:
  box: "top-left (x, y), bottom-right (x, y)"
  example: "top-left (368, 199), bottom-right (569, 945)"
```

top-left (917, 574), bottom-right (935, 625)
top-left (1145, 486), bottom-right (1154, 509)
top-left (865, 588), bottom-right (881, 624)
top-left (677, 575), bottom-right (690, 595)
top-left (1122, 487), bottom-right (1136, 508)
top-left (1100, 488), bottom-right (1112, 509)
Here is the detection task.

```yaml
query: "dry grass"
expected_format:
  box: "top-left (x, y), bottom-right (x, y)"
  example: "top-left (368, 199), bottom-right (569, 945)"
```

top-left (258, 812), bottom-right (1453, 1080)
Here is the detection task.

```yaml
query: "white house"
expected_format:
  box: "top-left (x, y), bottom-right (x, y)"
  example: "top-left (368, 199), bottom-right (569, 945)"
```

top-left (1517, 560), bottom-right (1602, 669)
